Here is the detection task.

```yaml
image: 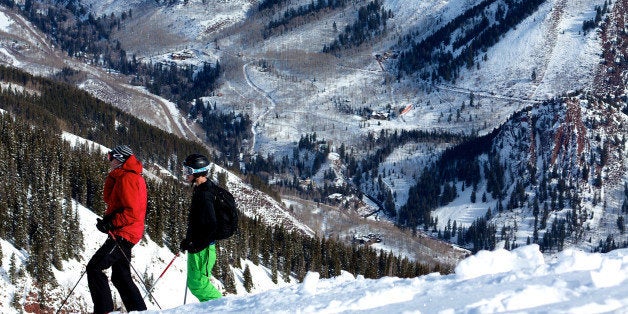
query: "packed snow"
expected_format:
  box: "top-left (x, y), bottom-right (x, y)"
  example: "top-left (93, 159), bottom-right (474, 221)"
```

top-left (143, 244), bottom-right (628, 313)
top-left (0, 11), bottom-right (11, 31)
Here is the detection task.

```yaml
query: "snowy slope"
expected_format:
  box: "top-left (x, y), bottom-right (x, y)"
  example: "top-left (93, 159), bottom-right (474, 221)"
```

top-left (11, 223), bottom-right (625, 313)
top-left (0, 131), bottom-right (311, 313)
top-left (457, 0), bottom-right (604, 99)
top-left (0, 198), bottom-right (298, 313)
top-left (144, 244), bottom-right (628, 313)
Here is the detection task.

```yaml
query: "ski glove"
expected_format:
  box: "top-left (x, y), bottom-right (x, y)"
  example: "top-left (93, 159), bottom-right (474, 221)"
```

top-left (179, 239), bottom-right (193, 253)
top-left (96, 216), bottom-right (115, 233)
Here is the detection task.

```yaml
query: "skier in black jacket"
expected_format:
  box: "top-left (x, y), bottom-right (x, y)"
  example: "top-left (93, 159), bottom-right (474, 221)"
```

top-left (179, 153), bottom-right (222, 301)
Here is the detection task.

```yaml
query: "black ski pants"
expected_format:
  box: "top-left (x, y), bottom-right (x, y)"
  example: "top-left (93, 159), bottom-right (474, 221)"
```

top-left (87, 237), bottom-right (147, 314)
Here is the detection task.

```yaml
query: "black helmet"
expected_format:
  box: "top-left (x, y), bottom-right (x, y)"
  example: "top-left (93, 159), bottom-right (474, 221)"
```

top-left (183, 154), bottom-right (210, 177)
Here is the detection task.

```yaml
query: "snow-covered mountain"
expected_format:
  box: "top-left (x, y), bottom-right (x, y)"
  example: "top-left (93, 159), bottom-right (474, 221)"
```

top-left (0, 0), bottom-right (627, 312)
top-left (1, 0), bottom-right (614, 150)
top-left (37, 0), bottom-right (622, 253)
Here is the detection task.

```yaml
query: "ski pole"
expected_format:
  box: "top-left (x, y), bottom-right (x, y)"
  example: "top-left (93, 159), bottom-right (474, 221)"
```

top-left (142, 252), bottom-right (180, 300)
top-left (55, 267), bottom-right (87, 314)
top-left (184, 277), bottom-right (189, 305)
top-left (108, 231), bottom-right (162, 310)
top-left (55, 242), bottom-right (118, 314)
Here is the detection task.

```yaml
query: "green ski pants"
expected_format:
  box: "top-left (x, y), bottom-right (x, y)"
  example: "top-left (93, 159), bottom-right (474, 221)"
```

top-left (187, 244), bottom-right (222, 302)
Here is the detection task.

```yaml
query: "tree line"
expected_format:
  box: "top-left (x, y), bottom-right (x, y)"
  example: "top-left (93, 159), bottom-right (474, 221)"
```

top-left (397, 0), bottom-right (546, 82)
top-left (323, 0), bottom-right (393, 53)
top-left (217, 214), bottom-right (449, 294)
top-left (262, 0), bottom-right (349, 39)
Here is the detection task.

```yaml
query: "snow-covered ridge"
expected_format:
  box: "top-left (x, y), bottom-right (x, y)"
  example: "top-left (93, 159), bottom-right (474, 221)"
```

top-left (220, 167), bottom-right (315, 236)
top-left (148, 244), bottom-right (628, 313)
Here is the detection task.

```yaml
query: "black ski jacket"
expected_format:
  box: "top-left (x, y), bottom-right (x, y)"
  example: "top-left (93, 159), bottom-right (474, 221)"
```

top-left (184, 181), bottom-right (218, 253)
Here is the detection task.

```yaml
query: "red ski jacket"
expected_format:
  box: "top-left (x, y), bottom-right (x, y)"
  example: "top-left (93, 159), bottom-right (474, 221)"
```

top-left (103, 155), bottom-right (147, 244)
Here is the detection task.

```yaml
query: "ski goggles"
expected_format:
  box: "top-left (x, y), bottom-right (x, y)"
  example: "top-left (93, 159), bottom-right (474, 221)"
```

top-left (107, 151), bottom-right (124, 162)
top-left (183, 165), bottom-right (210, 176)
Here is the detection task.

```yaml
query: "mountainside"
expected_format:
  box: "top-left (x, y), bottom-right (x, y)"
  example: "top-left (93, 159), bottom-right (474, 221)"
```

top-left (4, 1), bottom-right (624, 247)
top-left (426, 95), bottom-right (628, 253)
top-left (0, 0), bottom-right (625, 252)
top-left (0, 76), bottom-right (454, 313)
top-left (0, 0), bottom-right (627, 311)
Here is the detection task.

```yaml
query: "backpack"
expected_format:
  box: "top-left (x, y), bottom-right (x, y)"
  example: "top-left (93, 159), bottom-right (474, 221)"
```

top-left (209, 181), bottom-right (239, 240)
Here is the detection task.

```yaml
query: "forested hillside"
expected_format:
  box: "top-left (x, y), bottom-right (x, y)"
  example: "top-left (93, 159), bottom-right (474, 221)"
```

top-left (400, 94), bottom-right (628, 253)
top-left (397, 0), bottom-right (550, 82)
top-left (0, 65), bottom-right (450, 312)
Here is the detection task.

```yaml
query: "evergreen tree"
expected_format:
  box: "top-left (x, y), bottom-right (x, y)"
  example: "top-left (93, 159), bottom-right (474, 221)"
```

top-left (271, 256), bottom-right (278, 284)
top-left (222, 262), bottom-right (237, 294)
top-left (9, 253), bottom-right (17, 284)
top-left (243, 264), bottom-right (253, 292)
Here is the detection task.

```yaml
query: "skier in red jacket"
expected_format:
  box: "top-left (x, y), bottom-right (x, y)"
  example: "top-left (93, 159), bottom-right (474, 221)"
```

top-left (87, 145), bottom-right (148, 314)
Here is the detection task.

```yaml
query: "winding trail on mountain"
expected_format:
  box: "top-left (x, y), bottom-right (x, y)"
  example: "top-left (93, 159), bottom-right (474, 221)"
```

top-left (242, 61), bottom-right (277, 155)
